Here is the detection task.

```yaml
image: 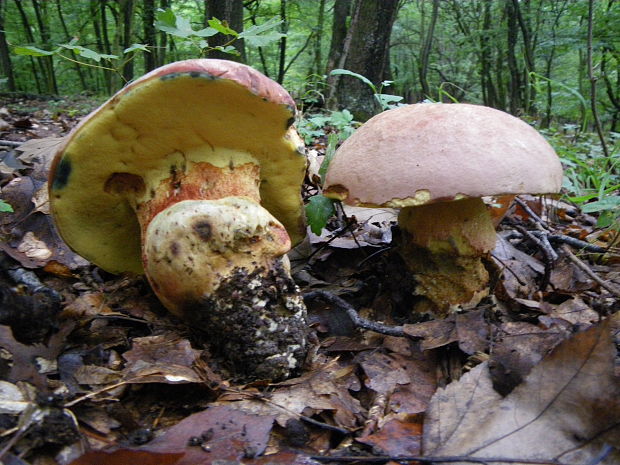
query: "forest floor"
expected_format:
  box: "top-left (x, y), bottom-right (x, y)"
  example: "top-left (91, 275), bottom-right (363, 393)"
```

top-left (0, 95), bottom-right (619, 465)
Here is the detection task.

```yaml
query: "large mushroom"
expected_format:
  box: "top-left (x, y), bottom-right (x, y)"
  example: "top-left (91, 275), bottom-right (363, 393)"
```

top-left (323, 103), bottom-right (563, 315)
top-left (49, 59), bottom-right (308, 380)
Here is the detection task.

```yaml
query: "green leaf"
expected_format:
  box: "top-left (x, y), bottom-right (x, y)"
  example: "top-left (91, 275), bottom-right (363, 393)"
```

top-left (207, 18), bottom-right (238, 36)
top-left (213, 45), bottom-right (240, 56)
top-left (238, 18), bottom-right (285, 47)
top-left (124, 43), bottom-right (149, 54)
top-left (155, 8), bottom-right (177, 28)
top-left (193, 27), bottom-right (219, 38)
top-left (13, 45), bottom-right (54, 57)
top-left (329, 69), bottom-right (376, 93)
top-left (581, 196), bottom-right (620, 213)
top-left (155, 9), bottom-right (195, 38)
top-left (60, 44), bottom-right (117, 62)
top-left (319, 133), bottom-right (340, 183)
top-left (305, 195), bottom-right (336, 235)
top-left (0, 200), bottom-right (13, 213)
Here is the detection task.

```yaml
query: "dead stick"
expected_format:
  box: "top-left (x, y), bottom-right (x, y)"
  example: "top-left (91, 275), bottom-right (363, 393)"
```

top-left (303, 290), bottom-right (405, 337)
top-left (561, 245), bottom-right (620, 297)
top-left (310, 454), bottom-right (564, 464)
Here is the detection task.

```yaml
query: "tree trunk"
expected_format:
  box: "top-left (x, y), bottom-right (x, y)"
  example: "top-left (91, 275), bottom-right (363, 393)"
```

top-left (205, 0), bottom-right (245, 62)
top-left (277, 0), bottom-right (287, 83)
top-left (143, 0), bottom-right (157, 71)
top-left (55, 0), bottom-right (88, 92)
top-left (334, 0), bottom-right (399, 120)
top-left (418, 0), bottom-right (440, 99)
top-left (505, 0), bottom-right (521, 114)
top-left (99, 0), bottom-right (114, 93)
top-left (311, 0), bottom-right (326, 76)
top-left (14, 0), bottom-right (44, 93)
top-left (157, 0), bottom-right (170, 66)
top-left (511, 0), bottom-right (535, 113)
top-left (0, 0), bottom-right (16, 91)
top-left (32, 0), bottom-right (58, 94)
top-left (325, 0), bottom-right (352, 108)
top-left (120, 0), bottom-right (135, 83)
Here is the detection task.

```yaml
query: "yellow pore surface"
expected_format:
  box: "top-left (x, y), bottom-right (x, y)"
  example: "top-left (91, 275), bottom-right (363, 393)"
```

top-left (50, 73), bottom-right (306, 274)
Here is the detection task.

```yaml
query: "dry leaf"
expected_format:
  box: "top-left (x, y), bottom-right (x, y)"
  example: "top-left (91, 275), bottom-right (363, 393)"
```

top-left (423, 317), bottom-right (620, 464)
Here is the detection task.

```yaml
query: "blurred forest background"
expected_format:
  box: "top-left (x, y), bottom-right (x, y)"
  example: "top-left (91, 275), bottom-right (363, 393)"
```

top-left (0, 0), bottom-right (619, 225)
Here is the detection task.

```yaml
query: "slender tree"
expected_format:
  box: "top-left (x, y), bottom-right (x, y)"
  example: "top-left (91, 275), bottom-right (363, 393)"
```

top-left (204, 0), bottom-right (245, 62)
top-left (0, 0), bottom-right (16, 91)
top-left (143, 0), bottom-right (157, 72)
top-left (418, 0), bottom-right (440, 99)
top-left (325, 0), bottom-right (352, 108)
top-left (334, 0), bottom-right (399, 120)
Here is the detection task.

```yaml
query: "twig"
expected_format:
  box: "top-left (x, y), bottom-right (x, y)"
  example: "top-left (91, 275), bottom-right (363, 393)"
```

top-left (0, 140), bottom-right (21, 148)
top-left (310, 454), bottom-right (564, 464)
top-left (223, 388), bottom-right (351, 436)
top-left (511, 223), bottom-right (555, 291)
top-left (560, 245), bottom-right (620, 297)
top-left (536, 233), bottom-right (612, 254)
top-left (303, 290), bottom-right (405, 337)
top-left (585, 444), bottom-right (613, 465)
top-left (514, 197), bottom-right (552, 231)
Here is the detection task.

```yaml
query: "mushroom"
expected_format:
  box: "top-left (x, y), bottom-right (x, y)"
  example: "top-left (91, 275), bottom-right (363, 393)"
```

top-left (323, 103), bottom-right (563, 315)
top-left (49, 59), bottom-right (308, 380)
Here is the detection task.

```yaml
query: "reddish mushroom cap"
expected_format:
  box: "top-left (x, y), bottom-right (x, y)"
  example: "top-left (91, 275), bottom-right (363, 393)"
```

top-left (324, 103), bottom-right (563, 207)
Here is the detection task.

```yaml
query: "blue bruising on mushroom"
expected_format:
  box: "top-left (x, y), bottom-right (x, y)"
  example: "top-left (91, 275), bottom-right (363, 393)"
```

top-left (52, 157), bottom-right (72, 191)
top-left (160, 72), bottom-right (219, 81)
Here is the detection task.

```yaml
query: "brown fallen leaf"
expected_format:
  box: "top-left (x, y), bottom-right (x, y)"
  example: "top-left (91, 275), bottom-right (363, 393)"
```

top-left (422, 317), bottom-right (620, 464)
top-left (141, 405), bottom-right (276, 464)
top-left (357, 416), bottom-right (423, 456)
top-left (68, 449), bottom-right (184, 465)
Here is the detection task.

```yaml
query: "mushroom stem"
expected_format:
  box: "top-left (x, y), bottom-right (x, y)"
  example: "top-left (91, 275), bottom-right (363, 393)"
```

top-left (397, 197), bottom-right (497, 315)
top-left (123, 148), bottom-right (308, 380)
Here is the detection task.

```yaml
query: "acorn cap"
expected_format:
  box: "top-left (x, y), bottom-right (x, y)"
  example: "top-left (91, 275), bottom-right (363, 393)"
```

top-left (49, 59), bottom-right (306, 274)
top-left (323, 103), bottom-right (563, 207)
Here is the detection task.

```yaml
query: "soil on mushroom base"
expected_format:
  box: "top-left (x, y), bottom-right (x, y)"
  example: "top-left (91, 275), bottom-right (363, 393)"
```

top-left (184, 260), bottom-right (308, 381)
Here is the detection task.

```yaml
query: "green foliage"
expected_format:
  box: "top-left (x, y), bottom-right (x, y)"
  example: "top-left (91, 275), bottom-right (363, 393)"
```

top-left (297, 110), bottom-right (355, 144)
top-left (303, 132), bottom-right (341, 235)
top-left (155, 9), bottom-right (284, 56)
top-left (305, 194), bottom-right (336, 236)
top-left (0, 200), bottom-right (13, 213)
top-left (329, 69), bottom-right (404, 111)
top-left (549, 128), bottom-right (620, 228)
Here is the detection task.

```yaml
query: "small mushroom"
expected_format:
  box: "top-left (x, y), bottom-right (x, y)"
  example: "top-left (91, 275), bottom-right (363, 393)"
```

top-left (49, 59), bottom-right (308, 380)
top-left (323, 103), bottom-right (563, 315)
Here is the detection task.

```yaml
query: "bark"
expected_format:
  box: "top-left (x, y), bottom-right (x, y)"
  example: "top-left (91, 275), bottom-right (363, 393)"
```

top-left (246, 0), bottom-right (268, 76)
top-left (325, 0), bottom-right (352, 108)
top-left (277, 0), bottom-right (287, 83)
top-left (541, 0), bottom-right (569, 128)
top-left (143, 0), bottom-right (157, 71)
top-left (587, 0), bottom-right (611, 161)
top-left (157, 0), bottom-right (170, 66)
top-left (99, 0), bottom-right (113, 93)
top-left (14, 0), bottom-right (44, 93)
top-left (55, 0), bottom-right (88, 91)
top-left (418, 0), bottom-right (440, 99)
top-left (511, 0), bottom-right (535, 112)
top-left (32, 0), bottom-right (58, 93)
top-left (0, 0), bottom-right (16, 91)
top-left (311, 0), bottom-right (326, 76)
top-left (120, 0), bottom-right (135, 83)
top-left (479, 0), bottom-right (499, 108)
top-left (505, 0), bottom-right (521, 114)
top-left (205, 0), bottom-right (246, 62)
top-left (334, 0), bottom-right (399, 120)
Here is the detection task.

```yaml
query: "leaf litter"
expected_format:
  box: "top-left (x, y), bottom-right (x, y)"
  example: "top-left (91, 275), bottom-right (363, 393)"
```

top-left (0, 97), bottom-right (618, 464)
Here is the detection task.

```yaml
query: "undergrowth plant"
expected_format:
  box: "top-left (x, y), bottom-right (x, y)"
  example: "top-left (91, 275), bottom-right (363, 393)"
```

top-left (303, 70), bottom-right (406, 235)
top-left (547, 127), bottom-right (620, 228)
